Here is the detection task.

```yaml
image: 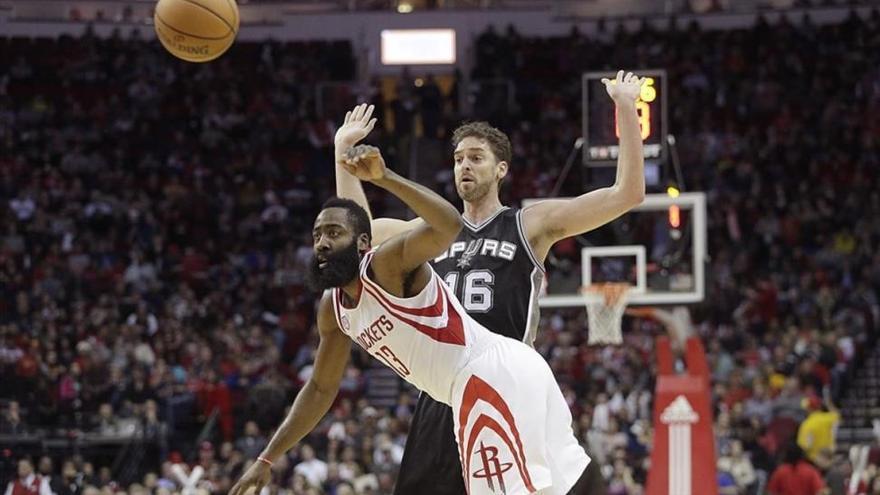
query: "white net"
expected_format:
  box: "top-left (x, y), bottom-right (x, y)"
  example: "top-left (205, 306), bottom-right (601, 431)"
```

top-left (582, 283), bottom-right (631, 345)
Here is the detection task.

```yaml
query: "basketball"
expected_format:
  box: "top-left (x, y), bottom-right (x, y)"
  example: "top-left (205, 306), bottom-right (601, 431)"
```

top-left (153, 0), bottom-right (239, 62)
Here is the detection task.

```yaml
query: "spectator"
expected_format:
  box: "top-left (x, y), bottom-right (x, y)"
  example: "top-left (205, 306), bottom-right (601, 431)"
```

top-left (592, 393), bottom-right (611, 432)
top-left (93, 404), bottom-right (119, 437)
top-left (717, 440), bottom-right (757, 494)
top-left (768, 444), bottom-right (826, 495)
top-left (55, 461), bottom-right (83, 495)
top-left (744, 380), bottom-right (773, 426)
top-left (293, 445), bottom-right (328, 489)
top-left (234, 422), bottom-right (267, 460)
top-left (797, 396), bottom-right (841, 468)
top-left (0, 401), bottom-right (27, 435)
top-left (36, 458), bottom-right (59, 495)
top-left (3, 460), bottom-right (53, 495)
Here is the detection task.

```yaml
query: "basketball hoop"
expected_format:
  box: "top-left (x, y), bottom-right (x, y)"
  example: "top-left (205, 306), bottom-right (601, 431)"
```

top-left (581, 283), bottom-right (631, 345)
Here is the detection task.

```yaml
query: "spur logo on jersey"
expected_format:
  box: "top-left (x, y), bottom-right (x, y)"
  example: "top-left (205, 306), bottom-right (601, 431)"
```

top-left (434, 239), bottom-right (517, 266)
top-left (456, 240), bottom-right (482, 268)
top-left (473, 441), bottom-right (513, 494)
top-left (354, 315), bottom-right (394, 350)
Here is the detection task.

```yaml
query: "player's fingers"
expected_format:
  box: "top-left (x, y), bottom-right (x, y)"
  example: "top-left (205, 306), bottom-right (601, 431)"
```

top-left (363, 104), bottom-right (375, 122)
top-left (617, 69), bottom-right (624, 82)
top-left (365, 118), bottom-right (377, 133)
top-left (341, 162), bottom-right (358, 175)
top-left (344, 111), bottom-right (352, 124)
top-left (601, 78), bottom-right (610, 86)
top-left (355, 102), bottom-right (367, 120)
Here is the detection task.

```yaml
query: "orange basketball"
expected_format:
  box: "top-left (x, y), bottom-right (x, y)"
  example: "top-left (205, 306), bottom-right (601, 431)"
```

top-left (154, 0), bottom-right (239, 63)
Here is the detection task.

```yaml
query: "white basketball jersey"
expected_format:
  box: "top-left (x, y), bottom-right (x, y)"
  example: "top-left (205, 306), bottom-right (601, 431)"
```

top-left (330, 251), bottom-right (503, 405)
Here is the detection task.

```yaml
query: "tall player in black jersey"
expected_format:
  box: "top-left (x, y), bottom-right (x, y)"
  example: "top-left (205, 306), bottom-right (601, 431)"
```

top-left (334, 70), bottom-right (645, 494)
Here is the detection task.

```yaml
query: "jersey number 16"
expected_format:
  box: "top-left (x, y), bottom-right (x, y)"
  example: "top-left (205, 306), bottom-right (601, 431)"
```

top-left (443, 270), bottom-right (495, 312)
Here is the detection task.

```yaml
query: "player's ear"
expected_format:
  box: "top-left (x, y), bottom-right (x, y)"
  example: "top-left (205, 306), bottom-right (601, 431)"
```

top-left (357, 233), bottom-right (371, 252)
top-left (496, 161), bottom-right (509, 182)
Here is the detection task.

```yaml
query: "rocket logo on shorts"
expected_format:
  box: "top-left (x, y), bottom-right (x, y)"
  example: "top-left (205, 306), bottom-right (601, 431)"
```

top-left (459, 375), bottom-right (537, 494)
top-left (473, 441), bottom-right (513, 493)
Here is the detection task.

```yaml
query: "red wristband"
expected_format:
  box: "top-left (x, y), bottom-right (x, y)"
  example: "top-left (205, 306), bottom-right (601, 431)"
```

top-left (256, 456), bottom-right (274, 467)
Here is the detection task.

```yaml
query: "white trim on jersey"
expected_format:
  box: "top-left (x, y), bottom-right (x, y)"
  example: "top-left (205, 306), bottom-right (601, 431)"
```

top-left (514, 209), bottom-right (545, 273)
top-left (522, 266), bottom-right (543, 347)
top-left (462, 206), bottom-right (510, 232)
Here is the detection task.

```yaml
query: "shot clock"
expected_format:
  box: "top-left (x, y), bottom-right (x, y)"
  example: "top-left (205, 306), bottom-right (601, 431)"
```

top-left (582, 70), bottom-right (667, 166)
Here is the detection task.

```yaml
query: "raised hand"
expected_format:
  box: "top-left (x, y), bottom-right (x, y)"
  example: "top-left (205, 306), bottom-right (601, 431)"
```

top-left (342, 144), bottom-right (387, 182)
top-left (601, 70), bottom-right (645, 105)
top-left (334, 103), bottom-right (378, 149)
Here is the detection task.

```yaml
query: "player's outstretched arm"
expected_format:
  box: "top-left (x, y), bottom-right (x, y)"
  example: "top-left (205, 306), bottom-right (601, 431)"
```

top-left (334, 103), bottom-right (378, 221)
top-left (229, 293), bottom-right (351, 495)
top-left (342, 144), bottom-right (462, 290)
top-left (333, 103), bottom-right (426, 244)
top-left (522, 70), bottom-right (646, 262)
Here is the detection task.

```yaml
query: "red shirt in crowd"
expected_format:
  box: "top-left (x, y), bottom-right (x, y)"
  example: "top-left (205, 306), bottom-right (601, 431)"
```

top-left (767, 460), bottom-right (825, 495)
top-left (4, 474), bottom-right (52, 495)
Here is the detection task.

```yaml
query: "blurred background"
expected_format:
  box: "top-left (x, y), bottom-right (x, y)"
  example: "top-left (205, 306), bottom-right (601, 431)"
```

top-left (2, 0), bottom-right (880, 494)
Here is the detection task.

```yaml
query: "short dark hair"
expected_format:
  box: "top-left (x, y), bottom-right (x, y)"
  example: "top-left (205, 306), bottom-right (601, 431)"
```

top-left (451, 121), bottom-right (512, 166)
top-left (782, 443), bottom-right (805, 465)
top-left (321, 197), bottom-right (372, 242)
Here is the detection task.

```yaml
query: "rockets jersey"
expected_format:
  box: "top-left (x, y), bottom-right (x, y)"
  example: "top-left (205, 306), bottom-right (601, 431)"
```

top-left (330, 251), bottom-right (503, 405)
top-left (431, 207), bottom-right (545, 345)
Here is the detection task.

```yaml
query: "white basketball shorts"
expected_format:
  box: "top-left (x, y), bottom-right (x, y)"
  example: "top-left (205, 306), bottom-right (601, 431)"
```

top-left (450, 337), bottom-right (591, 495)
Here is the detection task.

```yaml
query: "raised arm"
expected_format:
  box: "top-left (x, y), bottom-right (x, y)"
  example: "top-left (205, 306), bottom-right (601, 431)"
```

top-left (334, 104), bottom-right (426, 244)
top-left (229, 292), bottom-right (351, 495)
top-left (522, 70), bottom-right (646, 261)
top-left (334, 103), bottom-right (377, 220)
top-left (342, 145), bottom-right (462, 293)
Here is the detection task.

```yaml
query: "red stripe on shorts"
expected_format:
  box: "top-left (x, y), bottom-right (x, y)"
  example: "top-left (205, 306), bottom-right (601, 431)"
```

top-left (457, 375), bottom-right (535, 493)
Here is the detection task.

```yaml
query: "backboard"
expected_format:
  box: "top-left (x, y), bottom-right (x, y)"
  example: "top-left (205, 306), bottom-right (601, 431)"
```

top-left (522, 192), bottom-right (707, 307)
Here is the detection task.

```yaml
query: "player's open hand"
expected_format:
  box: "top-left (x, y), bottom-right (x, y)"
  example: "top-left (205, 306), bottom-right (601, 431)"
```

top-left (335, 103), bottom-right (378, 148)
top-left (601, 70), bottom-right (645, 106)
top-left (343, 144), bottom-right (387, 182)
top-left (228, 460), bottom-right (271, 495)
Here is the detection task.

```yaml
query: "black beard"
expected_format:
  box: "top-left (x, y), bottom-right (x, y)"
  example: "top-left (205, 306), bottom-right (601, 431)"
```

top-left (306, 241), bottom-right (361, 292)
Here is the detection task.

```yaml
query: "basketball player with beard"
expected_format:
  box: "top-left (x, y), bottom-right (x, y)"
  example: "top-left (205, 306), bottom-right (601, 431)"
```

top-left (230, 145), bottom-right (593, 495)
top-left (333, 71), bottom-right (646, 494)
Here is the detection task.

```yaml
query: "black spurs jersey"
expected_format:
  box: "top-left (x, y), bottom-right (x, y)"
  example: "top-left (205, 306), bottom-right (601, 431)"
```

top-left (430, 206), bottom-right (544, 345)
